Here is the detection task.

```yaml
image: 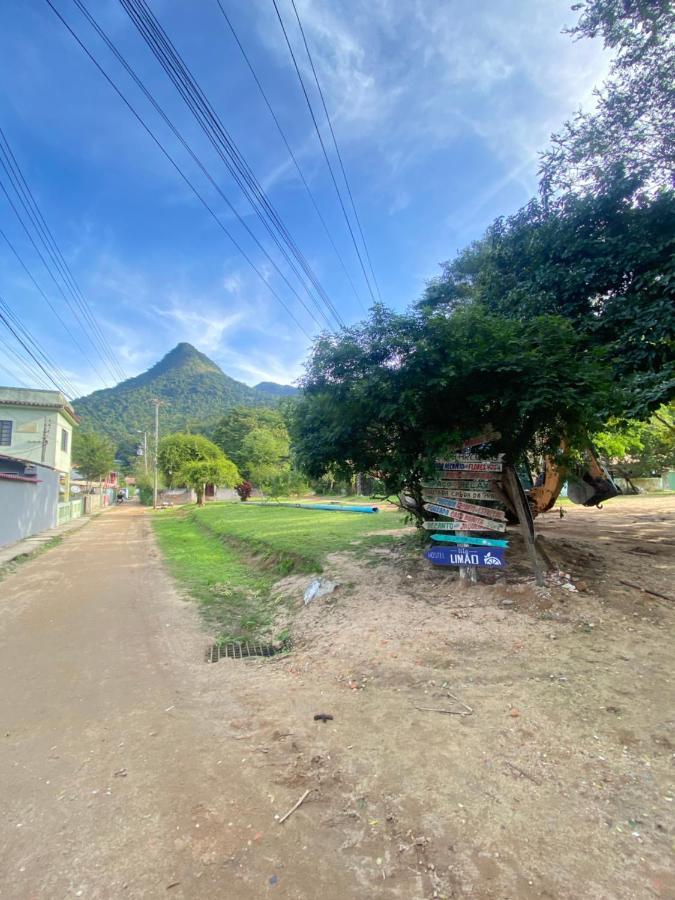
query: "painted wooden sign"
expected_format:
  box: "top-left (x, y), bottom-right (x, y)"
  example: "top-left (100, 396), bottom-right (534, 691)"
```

top-left (462, 430), bottom-right (501, 449)
top-left (423, 478), bottom-right (493, 490)
top-left (436, 460), bottom-right (503, 473)
top-left (424, 504), bottom-right (507, 532)
top-left (422, 520), bottom-right (463, 531)
top-left (424, 489), bottom-right (496, 502)
top-left (423, 505), bottom-right (507, 532)
top-left (433, 497), bottom-right (507, 522)
top-left (431, 534), bottom-right (509, 548)
top-left (425, 546), bottom-right (507, 568)
top-left (438, 453), bottom-right (503, 464)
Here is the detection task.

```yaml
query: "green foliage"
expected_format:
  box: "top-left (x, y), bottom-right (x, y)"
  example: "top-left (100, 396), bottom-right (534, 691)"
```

top-left (241, 427), bottom-right (290, 486)
top-left (594, 403), bottom-right (675, 475)
top-left (540, 0), bottom-right (674, 195)
top-left (158, 433), bottom-right (223, 486)
top-left (419, 179), bottom-right (675, 415)
top-left (292, 303), bottom-right (614, 520)
top-left (72, 430), bottom-right (115, 481)
top-left (264, 468), bottom-right (309, 499)
top-left (73, 343), bottom-right (287, 464)
top-left (212, 405), bottom-right (288, 473)
top-left (176, 457), bottom-right (240, 506)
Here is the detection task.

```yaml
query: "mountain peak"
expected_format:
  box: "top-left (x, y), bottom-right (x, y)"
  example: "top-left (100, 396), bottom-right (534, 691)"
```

top-left (152, 342), bottom-right (221, 376)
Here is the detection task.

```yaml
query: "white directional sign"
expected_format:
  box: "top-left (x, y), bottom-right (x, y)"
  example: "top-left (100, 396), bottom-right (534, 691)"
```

top-left (433, 497), bottom-right (506, 522)
top-left (424, 489), bottom-right (496, 502)
top-left (436, 459), bottom-right (503, 473)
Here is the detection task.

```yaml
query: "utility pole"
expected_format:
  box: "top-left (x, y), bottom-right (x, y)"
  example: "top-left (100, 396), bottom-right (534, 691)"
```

top-left (152, 399), bottom-right (160, 509)
top-left (41, 417), bottom-right (50, 463)
top-left (137, 430), bottom-right (148, 475)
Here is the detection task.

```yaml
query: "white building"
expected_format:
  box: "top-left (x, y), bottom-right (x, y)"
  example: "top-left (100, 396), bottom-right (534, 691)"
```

top-left (0, 387), bottom-right (77, 496)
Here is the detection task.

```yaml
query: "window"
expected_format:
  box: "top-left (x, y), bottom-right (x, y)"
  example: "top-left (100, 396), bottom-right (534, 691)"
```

top-left (61, 428), bottom-right (69, 452)
top-left (0, 420), bottom-right (12, 446)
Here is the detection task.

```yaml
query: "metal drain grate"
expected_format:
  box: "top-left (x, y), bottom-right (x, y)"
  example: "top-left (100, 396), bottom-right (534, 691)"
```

top-left (206, 641), bottom-right (290, 662)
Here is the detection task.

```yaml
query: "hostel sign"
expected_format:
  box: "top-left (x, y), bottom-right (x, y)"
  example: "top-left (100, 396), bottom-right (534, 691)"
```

top-left (425, 546), bottom-right (507, 568)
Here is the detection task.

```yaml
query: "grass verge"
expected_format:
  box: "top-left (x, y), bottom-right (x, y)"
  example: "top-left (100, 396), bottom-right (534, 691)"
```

top-left (152, 503), bottom-right (408, 643)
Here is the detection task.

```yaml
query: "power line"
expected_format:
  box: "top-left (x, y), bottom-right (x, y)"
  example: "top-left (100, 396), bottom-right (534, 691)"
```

top-left (0, 127), bottom-right (128, 384)
top-left (0, 295), bottom-right (74, 396)
top-left (68, 0), bottom-right (325, 335)
top-left (270, 0), bottom-right (378, 306)
top-left (0, 224), bottom-right (114, 388)
top-left (215, 0), bottom-right (366, 312)
top-left (120, 0), bottom-right (345, 329)
top-left (0, 356), bottom-right (30, 388)
top-left (0, 296), bottom-right (79, 396)
top-left (0, 334), bottom-right (49, 389)
top-left (44, 0), bottom-right (315, 341)
top-left (289, 0), bottom-right (381, 303)
top-left (0, 167), bottom-right (121, 387)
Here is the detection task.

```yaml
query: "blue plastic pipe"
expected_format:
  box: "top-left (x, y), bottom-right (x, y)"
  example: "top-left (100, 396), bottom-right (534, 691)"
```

top-left (244, 501), bottom-right (379, 513)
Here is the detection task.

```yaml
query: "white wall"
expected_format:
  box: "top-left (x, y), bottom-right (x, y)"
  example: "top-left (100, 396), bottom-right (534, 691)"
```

top-left (0, 467), bottom-right (60, 546)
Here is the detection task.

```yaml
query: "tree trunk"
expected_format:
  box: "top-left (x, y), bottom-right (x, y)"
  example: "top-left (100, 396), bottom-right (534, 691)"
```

top-left (197, 486), bottom-right (205, 506)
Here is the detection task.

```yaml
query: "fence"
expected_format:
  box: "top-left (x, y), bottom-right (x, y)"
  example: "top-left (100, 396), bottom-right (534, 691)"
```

top-left (57, 498), bottom-right (84, 526)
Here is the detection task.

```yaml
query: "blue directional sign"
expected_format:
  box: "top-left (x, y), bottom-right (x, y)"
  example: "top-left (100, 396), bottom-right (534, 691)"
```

top-left (425, 546), bottom-right (507, 568)
top-left (431, 534), bottom-right (509, 548)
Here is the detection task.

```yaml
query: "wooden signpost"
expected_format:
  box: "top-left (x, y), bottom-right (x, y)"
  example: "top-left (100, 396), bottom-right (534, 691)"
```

top-left (423, 488), bottom-right (496, 502)
top-left (423, 504), bottom-right (507, 533)
top-left (462, 430), bottom-right (501, 449)
top-left (502, 464), bottom-right (544, 586)
top-left (436, 460), bottom-right (503, 473)
top-left (431, 497), bottom-right (506, 522)
top-left (422, 520), bottom-right (464, 531)
top-left (423, 478), bottom-right (493, 490)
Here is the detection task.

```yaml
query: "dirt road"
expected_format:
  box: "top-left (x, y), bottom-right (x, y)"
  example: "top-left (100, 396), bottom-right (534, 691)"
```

top-left (1, 499), bottom-right (673, 899)
top-left (0, 506), bottom-right (355, 899)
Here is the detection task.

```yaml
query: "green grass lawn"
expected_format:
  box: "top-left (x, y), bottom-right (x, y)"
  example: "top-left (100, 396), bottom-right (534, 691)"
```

top-left (152, 502), bottom-right (407, 643)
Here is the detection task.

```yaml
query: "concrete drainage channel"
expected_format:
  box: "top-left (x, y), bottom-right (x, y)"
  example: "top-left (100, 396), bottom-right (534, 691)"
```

top-left (206, 641), bottom-right (291, 662)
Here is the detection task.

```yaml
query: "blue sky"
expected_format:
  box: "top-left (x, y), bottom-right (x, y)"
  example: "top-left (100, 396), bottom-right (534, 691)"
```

top-left (0, 0), bottom-right (609, 397)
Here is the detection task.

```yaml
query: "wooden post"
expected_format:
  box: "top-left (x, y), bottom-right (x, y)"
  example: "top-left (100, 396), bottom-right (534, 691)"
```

top-left (503, 465), bottom-right (544, 586)
top-left (457, 530), bottom-right (478, 584)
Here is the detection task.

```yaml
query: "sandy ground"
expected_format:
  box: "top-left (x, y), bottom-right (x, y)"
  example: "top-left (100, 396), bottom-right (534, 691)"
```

top-left (0, 497), bottom-right (673, 899)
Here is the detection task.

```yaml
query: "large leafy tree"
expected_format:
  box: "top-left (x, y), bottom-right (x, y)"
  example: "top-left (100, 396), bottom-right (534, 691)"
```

top-left (72, 431), bottom-right (115, 482)
top-left (240, 427), bottom-right (290, 486)
top-left (157, 433), bottom-right (223, 486)
top-left (540, 0), bottom-right (674, 196)
top-left (176, 458), bottom-right (240, 507)
top-left (292, 304), bottom-right (614, 520)
top-left (420, 178), bottom-right (675, 415)
top-left (212, 406), bottom-right (288, 473)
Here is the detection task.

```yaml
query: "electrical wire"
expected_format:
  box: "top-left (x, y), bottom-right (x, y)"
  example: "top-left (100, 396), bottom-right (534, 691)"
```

top-left (214, 0), bottom-right (366, 312)
top-left (0, 223), bottom-right (115, 389)
top-left (44, 0), bottom-right (315, 341)
top-left (120, 0), bottom-right (345, 329)
top-left (0, 334), bottom-right (49, 389)
top-left (289, 0), bottom-right (381, 303)
top-left (0, 297), bottom-right (79, 396)
top-left (0, 127), bottom-right (128, 384)
top-left (0, 168), bottom-right (121, 388)
top-left (69, 0), bottom-right (325, 335)
top-left (0, 295), bottom-right (75, 396)
top-left (270, 0), bottom-right (378, 305)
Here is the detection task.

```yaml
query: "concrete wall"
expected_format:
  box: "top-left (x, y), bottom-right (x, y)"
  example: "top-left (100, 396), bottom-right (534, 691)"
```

top-left (0, 407), bottom-right (72, 473)
top-left (0, 466), bottom-right (60, 547)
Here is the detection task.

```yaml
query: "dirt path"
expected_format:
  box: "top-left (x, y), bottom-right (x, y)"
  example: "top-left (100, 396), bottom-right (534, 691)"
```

top-left (0, 506), bottom-right (354, 899)
top-left (1, 499), bottom-right (673, 899)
